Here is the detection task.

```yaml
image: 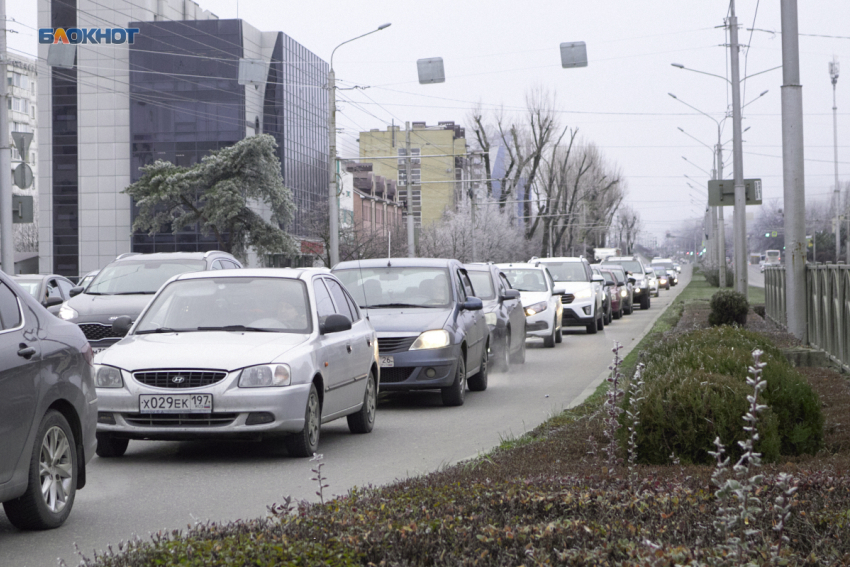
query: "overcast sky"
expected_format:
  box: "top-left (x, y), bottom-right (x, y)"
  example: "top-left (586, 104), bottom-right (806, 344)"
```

top-left (9, 1), bottom-right (850, 241)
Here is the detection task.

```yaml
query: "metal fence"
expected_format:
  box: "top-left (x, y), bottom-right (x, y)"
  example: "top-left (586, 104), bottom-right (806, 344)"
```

top-left (764, 264), bottom-right (850, 369)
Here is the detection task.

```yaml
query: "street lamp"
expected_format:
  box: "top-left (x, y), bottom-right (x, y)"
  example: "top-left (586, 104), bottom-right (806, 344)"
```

top-left (327, 23), bottom-right (392, 267)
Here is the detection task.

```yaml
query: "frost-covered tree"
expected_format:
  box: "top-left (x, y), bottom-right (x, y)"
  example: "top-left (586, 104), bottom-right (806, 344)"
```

top-left (124, 134), bottom-right (297, 261)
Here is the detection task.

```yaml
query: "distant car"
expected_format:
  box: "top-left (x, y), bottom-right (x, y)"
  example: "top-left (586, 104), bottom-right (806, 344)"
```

top-left (0, 271), bottom-right (97, 530)
top-left (645, 267), bottom-right (660, 296)
top-left (666, 268), bottom-right (678, 286)
top-left (10, 274), bottom-right (76, 316)
top-left (594, 266), bottom-right (623, 321)
top-left (603, 265), bottom-right (634, 315)
top-left (529, 257), bottom-right (605, 335)
top-left (334, 258), bottom-right (489, 407)
top-left (602, 256), bottom-right (652, 310)
top-left (94, 269), bottom-right (379, 458)
top-left (59, 251), bottom-right (243, 354)
top-left (673, 263), bottom-right (682, 273)
top-left (496, 263), bottom-right (564, 347)
top-left (464, 263), bottom-right (527, 370)
top-left (652, 267), bottom-right (670, 291)
top-left (77, 270), bottom-right (99, 291)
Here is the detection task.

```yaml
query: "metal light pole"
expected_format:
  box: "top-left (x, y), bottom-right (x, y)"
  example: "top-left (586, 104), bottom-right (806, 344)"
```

top-left (830, 57), bottom-right (841, 262)
top-left (728, 1), bottom-right (748, 296)
top-left (0, 0), bottom-right (13, 274)
top-left (781, 0), bottom-right (807, 340)
top-left (327, 23), bottom-right (391, 267)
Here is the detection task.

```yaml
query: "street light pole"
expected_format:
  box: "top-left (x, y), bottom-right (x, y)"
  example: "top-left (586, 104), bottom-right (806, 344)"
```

top-left (830, 57), bottom-right (841, 262)
top-left (0, 0), bottom-right (13, 274)
top-left (327, 23), bottom-right (391, 267)
top-left (715, 127), bottom-right (727, 287)
top-left (728, 1), bottom-right (748, 296)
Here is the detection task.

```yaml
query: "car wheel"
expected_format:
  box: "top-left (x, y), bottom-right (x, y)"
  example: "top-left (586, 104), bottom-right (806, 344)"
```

top-left (95, 433), bottom-right (129, 458)
top-left (441, 355), bottom-right (466, 406)
top-left (624, 300), bottom-right (633, 315)
top-left (510, 331), bottom-right (526, 364)
top-left (641, 295), bottom-right (651, 310)
top-left (285, 384), bottom-right (321, 457)
top-left (544, 321), bottom-right (558, 346)
top-left (468, 345), bottom-right (488, 392)
top-left (597, 311), bottom-right (604, 331)
top-left (347, 371), bottom-right (377, 434)
top-left (3, 410), bottom-right (77, 530)
top-left (613, 306), bottom-right (621, 320)
top-left (554, 324), bottom-right (563, 344)
top-left (494, 332), bottom-right (510, 372)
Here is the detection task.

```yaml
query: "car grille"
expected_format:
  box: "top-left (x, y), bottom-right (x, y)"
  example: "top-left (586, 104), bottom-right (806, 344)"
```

top-left (378, 336), bottom-right (417, 354)
top-left (380, 367), bottom-right (415, 383)
top-left (561, 294), bottom-right (575, 304)
top-left (133, 370), bottom-right (228, 389)
top-left (122, 413), bottom-right (238, 427)
top-left (79, 323), bottom-right (125, 341)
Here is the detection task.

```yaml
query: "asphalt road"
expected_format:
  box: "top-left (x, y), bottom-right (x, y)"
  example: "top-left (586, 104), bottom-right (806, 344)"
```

top-left (749, 264), bottom-right (765, 288)
top-left (1, 267), bottom-right (691, 567)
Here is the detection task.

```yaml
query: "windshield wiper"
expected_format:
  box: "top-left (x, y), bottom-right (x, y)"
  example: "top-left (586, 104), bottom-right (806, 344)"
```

top-left (109, 291), bottom-right (157, 295)
top-left (136, 327), bottom-right (186, 335)
top-left (363, 303), bottom-right (437, 309)
top-left (196, 325), bottom-right (275, 332)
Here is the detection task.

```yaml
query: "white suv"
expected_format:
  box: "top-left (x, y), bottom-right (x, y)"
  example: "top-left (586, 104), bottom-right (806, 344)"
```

top-left (529, 257), bottom-right (605, 335)
top-left (496, 263), bottom-right (564, 348)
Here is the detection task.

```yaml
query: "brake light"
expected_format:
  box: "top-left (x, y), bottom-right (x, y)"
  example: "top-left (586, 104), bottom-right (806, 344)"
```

top-left (81, 342), bottom-right (94, 366)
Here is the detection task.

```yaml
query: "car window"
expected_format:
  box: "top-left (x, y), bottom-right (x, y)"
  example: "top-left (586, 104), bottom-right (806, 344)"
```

top-left (225, 260), bottom-right (241, 269)
top-left (466, 271), bottom-right (495, 300)
top-left (58, 278), bottom-right (74, 298)
top-left (342, 288), bottom-right (360, 321)
top-left (335, 267), bottom-right (453, 309)
top-left (46, 279), bottom-right (62, 299)
top-left (88, 259), bottom-right (206, 295)
top-left (14, 280), bottom-right (40, 298)
top-left (544, 269), bottom-right (555, 291)
top-left (211, 260), bottom-right (224, 270)
top-left (601, 271), bottom-right (615, 285)
top-left (501, 269), bottom-right (547, 292)
top-left (537, 262), bottom-right (587, 282)
top-left (0, 282), bottom-right (22, 330)
top-left (455, 271), bottom-right (467, 302)
top-left (313, 279), bottom-right (336, 326)
top-left (324, 278), bottom-right (355, 321)
top-left (499, 273), bottom-right (513, 291)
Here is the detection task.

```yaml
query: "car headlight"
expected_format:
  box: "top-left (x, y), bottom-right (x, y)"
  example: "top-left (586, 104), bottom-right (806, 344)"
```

top-left (525, 301), bottom-right (548, 316)
top-left (94, 365), bottom-right (123, 388)
top-left (58, 303), bottom-right (78, 321)
top-left (238, 364), bottom-right (291, 387)
top-left (410, 329), bottom-right (451, 350)
top-left (620, 289), bottom-right (628, 298)
top-left (660, 278), bottom-right (667, 284)
top-left (574, 289), bottom-right (592, 300)
top-left (484, 312), bottom-right (497, 327)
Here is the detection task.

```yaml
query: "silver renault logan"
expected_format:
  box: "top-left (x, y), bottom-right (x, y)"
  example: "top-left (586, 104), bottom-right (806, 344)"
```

top-left (92, 269), bottom-right (379, 458)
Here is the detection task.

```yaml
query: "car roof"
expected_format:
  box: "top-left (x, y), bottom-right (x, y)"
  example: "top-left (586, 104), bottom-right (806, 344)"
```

top-left (463, 263), bottom-right (496, 272)
top-left (334, 258), bottom-right (459, 269)
top-left (10, 274), bottom-right (70, 281)
top-left (113, 251), bottom-right (235, 263)
top-left (605, 256), bottom-right (642, 262)
top-left (173, 268), bottom-right (311, 282)
top-left (495, 263), bottom-right (544, 270)
top-left (532, 257), bottom-right (584, 263)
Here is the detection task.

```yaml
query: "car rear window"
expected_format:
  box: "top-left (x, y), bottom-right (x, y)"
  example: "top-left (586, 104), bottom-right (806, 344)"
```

top-left (88, 260), bottom-right (205, 295)
top-left (501, 269), bottom-right (547, 292)
top-left (537, 262), bottom-right (587, 282)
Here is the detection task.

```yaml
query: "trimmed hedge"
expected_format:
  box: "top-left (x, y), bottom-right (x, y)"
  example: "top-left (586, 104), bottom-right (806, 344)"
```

top-left (626, 326), bottom-right (823, 465)
top-left (708, 289), bottom-right (749, 326)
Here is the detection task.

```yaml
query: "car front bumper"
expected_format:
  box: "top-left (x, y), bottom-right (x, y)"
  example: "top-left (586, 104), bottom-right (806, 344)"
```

top-left (524, 309), bottom-right (556, 337)
top-left (377, 342), bottom-right (462, 391)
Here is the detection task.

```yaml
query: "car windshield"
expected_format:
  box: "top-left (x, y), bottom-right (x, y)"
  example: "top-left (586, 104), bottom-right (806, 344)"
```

top-left (14, 281), bottom-right (40, 298)
top-left (607, 260), bottom-right (644, 275)
top-left (466, 271), bottom-right (495, 300)
top-left (604, 268), bottom-right (626, 285)
top-left (87, 260), bottom-right (205, 295)
top-left (653, 267), bottom-right (667, 276)
top-left (601, 271), bottom-right (615, 285)
top-left (652, 262), bottom-right (673, 270)
top-left (135, 277), bottom-right (311, 334)
top-left (501, 269), bottom-right (548, 292)
top-left (537, 262), bottom-right (587, 282)
top-left (334, 267), bottom-right (452, 308)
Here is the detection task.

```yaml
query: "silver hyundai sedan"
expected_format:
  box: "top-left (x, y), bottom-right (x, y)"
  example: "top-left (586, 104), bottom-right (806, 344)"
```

top-left (92, 269), bottom-right (379, 458)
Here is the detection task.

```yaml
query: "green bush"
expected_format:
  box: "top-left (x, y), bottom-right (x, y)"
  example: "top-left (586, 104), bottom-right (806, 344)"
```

top-left (708, 289), bottom-right (749, 326)
top-left (626, 326), bottom-right (823, 465)
top-left (703, 266), bottom-right (734, 287)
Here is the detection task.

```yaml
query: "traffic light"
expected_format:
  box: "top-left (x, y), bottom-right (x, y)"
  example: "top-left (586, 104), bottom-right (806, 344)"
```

top-left (765, 232), bottom-right (770, 237)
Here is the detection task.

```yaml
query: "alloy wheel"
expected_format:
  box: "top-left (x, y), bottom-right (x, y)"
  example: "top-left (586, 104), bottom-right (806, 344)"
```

top-left (39, 426), bottom-right (74, 514)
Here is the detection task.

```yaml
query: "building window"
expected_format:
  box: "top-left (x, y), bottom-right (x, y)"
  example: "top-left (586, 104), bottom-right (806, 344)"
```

top-left (10, 97), bottom-right (30, 114)
top-left (12, 121), bottom-right (30, 133)
top-left (7, 72), bottom-right (28, 90)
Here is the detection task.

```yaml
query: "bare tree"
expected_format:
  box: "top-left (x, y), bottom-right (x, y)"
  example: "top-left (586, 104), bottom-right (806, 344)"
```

top-left (615, 205), bottom-right (641, 254)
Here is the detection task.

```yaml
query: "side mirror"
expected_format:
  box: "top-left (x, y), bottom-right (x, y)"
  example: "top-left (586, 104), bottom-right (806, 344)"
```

top-left (462, 297), bottom-right (483, 311)
top-left (320, 314), bottom-right (352, 334)
top-left (628, 277), bottom-right (637, 284)
top-left (604, 281), bottom-right (615, 287)
top-left (112, 316), bottom-right (133, 337)
top-left (500, 289), bottom-right (520, 301)
top-left (590, 274), bottom-right (604, 283)
top-left (552, 287), bottom-right (566, 295)
top-left (44, 296), bottom-right (64, 308)
top-left (69, 286), bottom-right (84, 297)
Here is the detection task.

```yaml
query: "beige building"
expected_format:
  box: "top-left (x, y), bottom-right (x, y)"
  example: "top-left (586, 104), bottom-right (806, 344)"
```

top-left (359, 121), bottom-right (467, 230)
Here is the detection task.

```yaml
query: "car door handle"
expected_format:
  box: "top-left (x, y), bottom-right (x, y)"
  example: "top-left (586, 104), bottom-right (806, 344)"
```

top-left (17, 345), bottom-right (36, 359)
top-left (346, 344), bottom-right (353, 354)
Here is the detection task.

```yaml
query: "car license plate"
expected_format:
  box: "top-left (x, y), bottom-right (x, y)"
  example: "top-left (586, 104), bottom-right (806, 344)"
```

top-left (380, 356), bottom-right (394, 368)
top-left (139, 394), bottom-right (212, 414)
top-left (92, 347), bottom-right (107, 355)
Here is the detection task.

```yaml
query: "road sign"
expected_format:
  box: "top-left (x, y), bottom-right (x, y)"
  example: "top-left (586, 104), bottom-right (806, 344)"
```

top-left (560, 42), bottom-right (588, 68)
top-left (11, 132), bottom-right (33, 162)
top-left (12, 195), bottom-right (33, 223)
top-left (416, 58), bottom-right (445, 84)
top-left (707, 178), bottom-right (763, 206)
top-left (13, 163), bottom-right (33, 189)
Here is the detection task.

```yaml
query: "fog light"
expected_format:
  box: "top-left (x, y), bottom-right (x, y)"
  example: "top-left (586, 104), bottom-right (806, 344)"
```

top-left (425, 368), bottom-right (437, 378)
top-left (582, 306), bottom-right (592, 315)
top-left (246, 412), bottom-right (275, 425)
top-left (97, 412), bottom-right (116, 425)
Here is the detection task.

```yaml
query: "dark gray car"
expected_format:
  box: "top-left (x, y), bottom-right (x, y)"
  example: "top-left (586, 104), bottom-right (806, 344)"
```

top-left (0, 271), bottom-right (97, 530)
top-left (10, 274), bottom-right (76, 316)
top-left (59, 251), bottom-right (242, 353)
top-left (333, 258), bottom-right (489, 407)
top-left (464, 263), bottom-right (526, 371)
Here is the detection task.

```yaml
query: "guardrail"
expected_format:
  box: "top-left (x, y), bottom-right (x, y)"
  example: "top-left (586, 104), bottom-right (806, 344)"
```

top-left (764, 263), bottom-right (850, 370)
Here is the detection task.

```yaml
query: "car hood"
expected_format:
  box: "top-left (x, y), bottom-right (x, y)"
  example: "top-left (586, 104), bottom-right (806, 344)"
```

top-left (66, 293), bottom-right (154, 324)
top-left (363, 308), bottom-right (451, 334)
top-left (553, 281), bottom-right (592, 294)
top-left (518, 291), bottom-right (550, 306)
top-left (97, 332), bottom-right (310, 372)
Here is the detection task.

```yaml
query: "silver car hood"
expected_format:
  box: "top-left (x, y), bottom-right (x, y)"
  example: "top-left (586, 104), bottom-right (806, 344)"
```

top-left (98, 331), bottom-right (310, 372)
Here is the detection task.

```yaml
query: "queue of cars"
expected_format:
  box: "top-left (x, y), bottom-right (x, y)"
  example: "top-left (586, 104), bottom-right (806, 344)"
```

top-left (1, 250), bottom-right (678, 530)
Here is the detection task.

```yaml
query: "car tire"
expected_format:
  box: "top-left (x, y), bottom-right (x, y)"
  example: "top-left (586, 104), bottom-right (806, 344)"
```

top-left (613, 306), bottom-right (621, 320)
top-left (468, 345), bottom-right (488, 392)
top-left (441, 355), bottom-right (466, 406)
top-left (3, 410), bottom-right (77, 530)
top-left (347, 371), bottom-right (377, 434)
top-left (95, 434), bottom-right (129, 458)
top-left (597, 312), bottom-right (604, 331)
top-left (641, 295), bottom-right (651, 310)
top-left (510, 332), bottom-right (526, 364)
top-left (624, 300), bottom-right (633, 315)
top-left (554, 325), bottom-right (563, 344)
top-left (544, 321), bottom-right (558, 345)
top-left (285, 384), bottom-right (321, 457)
top-left (494, 332), bottom-right (510, 372)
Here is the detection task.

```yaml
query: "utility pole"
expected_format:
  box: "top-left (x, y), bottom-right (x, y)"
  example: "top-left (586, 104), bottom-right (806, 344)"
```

top-left (781, 0), bottom-right (807, 340)
top-left (728, 1), bottom-right (748, 296)
top-left (716, 139), bottom-right (727, 287)
top-left (830, 57), bottom-right (841, 263)
top-left (405, 122), bottom-right (414, 257)
top-left (0, 0), bottom-right (13, 274)
top-left (327, 66), bottom-right (339, 267)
